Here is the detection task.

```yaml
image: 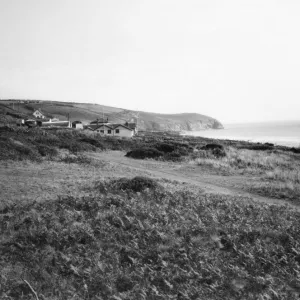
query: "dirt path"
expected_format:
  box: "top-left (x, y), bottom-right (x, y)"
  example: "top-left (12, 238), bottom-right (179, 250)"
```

top-left (1, 151), bottom-right (298, 211)
top-left (88, 151), bottom-right (300, 210)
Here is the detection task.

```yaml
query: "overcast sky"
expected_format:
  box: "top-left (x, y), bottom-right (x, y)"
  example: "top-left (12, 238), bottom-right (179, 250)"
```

top-left (1, 0), bottom-right (300, 123)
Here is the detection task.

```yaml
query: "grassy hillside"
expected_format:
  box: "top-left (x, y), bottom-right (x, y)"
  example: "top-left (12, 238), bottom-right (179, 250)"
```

top-left (0, 100), bottom-right (223, 130)
top-left (1, 128), bottom-right (300, 299)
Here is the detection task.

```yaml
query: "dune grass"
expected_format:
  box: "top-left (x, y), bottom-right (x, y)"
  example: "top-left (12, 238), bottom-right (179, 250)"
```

top-left (194, 147), bottom-right (300, 202)
top-left (1, 177), bottom-right (300, 299)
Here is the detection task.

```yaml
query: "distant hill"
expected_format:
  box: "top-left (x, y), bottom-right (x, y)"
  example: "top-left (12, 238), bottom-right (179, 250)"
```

top-left (0, 100), bottom-right (224, 131)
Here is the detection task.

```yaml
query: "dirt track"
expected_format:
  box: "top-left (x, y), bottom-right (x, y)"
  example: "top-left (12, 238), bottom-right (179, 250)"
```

top-left (1, 151), bottom-right (299, 211)
top-left (88, 151), bottom-right (300, 210)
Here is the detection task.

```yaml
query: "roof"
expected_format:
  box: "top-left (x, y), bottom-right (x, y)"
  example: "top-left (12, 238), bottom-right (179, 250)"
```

top-left (113, 124), bottom-right (133, 131)
top-left (39, 121), bottom-right (70, 127)
top-left (94, 124), bottom-right (114, 130)
top-left (33, 109), bottom-right (43, 114)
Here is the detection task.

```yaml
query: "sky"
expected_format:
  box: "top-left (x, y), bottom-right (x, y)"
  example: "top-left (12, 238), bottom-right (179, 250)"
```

top-left (1, 0), bottom-right (300, 123)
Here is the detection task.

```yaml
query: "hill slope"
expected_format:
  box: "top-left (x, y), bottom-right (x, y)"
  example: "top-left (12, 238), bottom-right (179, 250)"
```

top-left (0, 100), bottom-right (223, 131)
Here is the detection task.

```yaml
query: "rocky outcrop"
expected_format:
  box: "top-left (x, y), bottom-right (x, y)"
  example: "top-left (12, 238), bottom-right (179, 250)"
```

top-left (136, 113), bottom-right (224, 131)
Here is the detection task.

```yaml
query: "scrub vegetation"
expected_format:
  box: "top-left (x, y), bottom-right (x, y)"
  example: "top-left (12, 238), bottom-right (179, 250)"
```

top-left (1, 126), bottom-right (300, 202)
top-left (1, 177), bottom-right (300, 300)
top-left (193, 147), bottom-right (300, 202)
top-left (1, 127), bottom-right (300, 299)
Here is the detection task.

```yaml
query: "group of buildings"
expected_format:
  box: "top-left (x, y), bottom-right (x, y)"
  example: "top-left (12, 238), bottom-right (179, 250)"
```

top-left (17, 109), bottom-right (137, 137)
top-left (86, 120), bottom-right (137, 137)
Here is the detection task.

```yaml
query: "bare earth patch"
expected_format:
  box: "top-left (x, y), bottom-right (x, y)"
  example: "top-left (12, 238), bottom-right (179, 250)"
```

top-left (1, 151), bottom-right (299, 211)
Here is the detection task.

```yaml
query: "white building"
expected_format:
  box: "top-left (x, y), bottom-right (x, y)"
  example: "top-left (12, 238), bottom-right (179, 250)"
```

top-left (72, 121), bottom-right (84, 129)
top-left (33, 110), bottom-right (45, 119)
top-left (94, 124), bottom-right (114, 135)
top-left (113, 124), bottom-right (134, 137)
top-left (94, 124), bottom-right (134, 137)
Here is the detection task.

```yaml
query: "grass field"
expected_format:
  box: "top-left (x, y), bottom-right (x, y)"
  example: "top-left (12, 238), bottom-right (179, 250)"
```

top-left (192, 147), bottom-right (300, 202)
top-left (1, 177), bottom-right (300, 299)
top-left (1, 127), bottom-right (300, 299)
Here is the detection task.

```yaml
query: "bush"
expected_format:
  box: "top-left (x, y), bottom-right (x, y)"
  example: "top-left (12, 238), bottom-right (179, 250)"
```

top-left (212, 147), bottom-right (227, 158)
top-left (14, 144), bottom-right (37, 158)
top-left (163, 151), bottom-right (183, 162)
top-left (176, 147), bottom-right (190, 156)
top-left (202, 143), bottom-right (224, 151)
top-left (239, 144), bottom-right (274, 151)
top-left (37, 145), bottom-right (58, 157)
top-left (0, 139), bottom-right (41, 161)
top-left (33, 134), bottom-right (61, 147)
top-left (190, 150), bottom-right (213, 160)
top-left (154, 143), bottom-right (175, 153)
top-left (80, 137), bottom-right (106, 150)
top-left (59, 141), bottom-right (96, 154)
top-left (290, 147), bottom-right (300, 154)
top-left (125, 147), bottom-right (164, 159)
top-left (101, 176), bottom-right (160, 193)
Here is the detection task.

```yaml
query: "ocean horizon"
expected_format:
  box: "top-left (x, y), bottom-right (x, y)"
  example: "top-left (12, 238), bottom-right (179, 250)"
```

top-left (183, 120), bottom-right (300, 147)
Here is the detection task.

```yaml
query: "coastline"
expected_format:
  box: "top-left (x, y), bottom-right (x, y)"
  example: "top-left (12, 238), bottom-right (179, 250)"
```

top-left (181, 121), bottom-right (300, 147)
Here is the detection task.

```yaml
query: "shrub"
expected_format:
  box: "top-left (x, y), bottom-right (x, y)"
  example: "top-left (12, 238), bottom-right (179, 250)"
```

top-left (176, 147), bottom-right (190, 156)
top-left (14, 143), bottom-right (37, 158)
top-left (59, 141), bottom-right (96, 154)
top-left (199, 143), bottom-right (226, 159)
top-left (190, 150), bottom-right (213, 160)
top-left (33, 134), bottom-right (60, 147)
top-left (154, 143), bottom-right (175, 153)
top-left (212, 147), bottom-right (227, 158)
top-left (0, 139), bottom-right (41, 161)
top-left (163, 151), bottom-right (183, 162)
top-left (239, 144), bottom-right (274, 151)
top-left (80, 137), bottom-right (106, 150)
top-left (290, 147), bottom-right (300, 154)
top-left (125, 147), bottom-right (163, 159)
top-left (37, 145), bottom-right (58, 157)
top-left (103, 176), bottom-right (160, 193)
top-left (201, 143), bottom-right (224, 151)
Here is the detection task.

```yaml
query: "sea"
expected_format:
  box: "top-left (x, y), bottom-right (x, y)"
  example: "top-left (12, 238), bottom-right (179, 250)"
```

top-left (182, 121), bottom-right (300, 147)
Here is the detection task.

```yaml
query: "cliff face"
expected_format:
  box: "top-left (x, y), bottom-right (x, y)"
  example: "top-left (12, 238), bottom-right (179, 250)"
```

top-left (136, 112), bottom-right (224, 131)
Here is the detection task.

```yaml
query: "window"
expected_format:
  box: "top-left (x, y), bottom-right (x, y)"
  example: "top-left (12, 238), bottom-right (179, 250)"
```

top-left (108, 130), bottom-right (111, 134)
top-left (116, 129), bottom-right (120, 134)
top-left (100, 130), bottom-right (104, 133)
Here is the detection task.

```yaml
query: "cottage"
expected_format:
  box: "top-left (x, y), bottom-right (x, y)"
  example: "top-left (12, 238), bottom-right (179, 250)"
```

top-left (72, 120), bottom-right (83, 129)
top-left (32, 110), bottom-right (45, 119)
top-left (94, 124), bottom-right (114, 135)
top-left (113, 124), bottom-right (134, 137)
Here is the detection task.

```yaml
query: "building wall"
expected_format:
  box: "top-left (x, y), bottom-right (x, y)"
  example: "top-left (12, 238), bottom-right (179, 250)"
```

top-left (114, 127), bottom-right (134, 137)
top-left (33, 111), bottom-right (45, 119)
top-left (74, 123), bottom-right (83, 129)
top-left (38, 121), bottom-right (71, 128)
top-left (95, 127), bottom-right (113, 135)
